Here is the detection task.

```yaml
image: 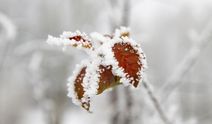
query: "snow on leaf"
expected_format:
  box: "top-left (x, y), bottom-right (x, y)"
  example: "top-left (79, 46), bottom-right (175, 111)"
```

top-left (48, 27), bottom-right (147, 112)
top-left (47, 31), bottom-right (92, 50)
top-left (112, 42), bottom-right (141, 87)
top-left (114, 26), bottom-right (130, 38)
top-left (73, 67), bottom-right (91, 111)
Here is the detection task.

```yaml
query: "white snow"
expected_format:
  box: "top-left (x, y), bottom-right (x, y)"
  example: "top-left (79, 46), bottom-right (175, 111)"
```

top-left (46, 31), bottom-right (92, 51)
top-left (49, 27), bottom-right (147, 110)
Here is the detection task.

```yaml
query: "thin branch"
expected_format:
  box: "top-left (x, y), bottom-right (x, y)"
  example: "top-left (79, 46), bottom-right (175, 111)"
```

top-left (109, 0), bottom-right (123, 123)
top-left (121, 0), bottom-right (134, 124)
top-left (109, 1), bottom-right (171, 124)
top-left (121, 0), bottom-right (130, 26)
top-left (108, 0), bottom-right (119, 31)
top-left (123, 88), bottom-right (133, 124)
top-left (110, 88), bottom-right (120, 124)
top-left (109, 0), bottom-right (132, 124)
top-left (0, 12), bottom-right (16, 41)
top-left (159, 20), bottom-right (212, 103)
top-left (28, 52), bottom-right (54, 124)
top-left (0, 12), bottom-right (16, 74)
top-left (143, 78), bottom-right (171, 124)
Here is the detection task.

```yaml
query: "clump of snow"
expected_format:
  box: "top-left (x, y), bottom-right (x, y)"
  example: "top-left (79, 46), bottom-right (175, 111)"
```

top-left (114, 26), bottom-right (130, 38)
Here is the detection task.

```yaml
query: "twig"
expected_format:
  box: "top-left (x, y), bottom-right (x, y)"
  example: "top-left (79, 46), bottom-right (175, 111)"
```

top-left (28, 52), bottom-right (54, 124)
top-left (109, 1), bottom-right (172, 124)
top-left (121, 0), bottom-right (130, 26)
top-left (0, 12), bottom-right (16, 41)
top-left (159, 20), bottom-right (212, 103)
top-left (0, 12), bottom-right (16, 73)
top-left (123, 88), bottom-right (133, 124)
top-left (109, 0), bottom-right (122, 123)
top-left (110, 88), bottom-right (120, 124)
top-left (109, 0), bottom-right (133, 124)
top-left (121, 0), bottom-right (134, 124)
top-left (143, 78), bottom-right (171, 124)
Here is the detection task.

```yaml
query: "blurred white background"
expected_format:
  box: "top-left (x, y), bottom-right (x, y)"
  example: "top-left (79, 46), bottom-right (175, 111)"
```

top-left (0, 0), bottom-right (212, 124)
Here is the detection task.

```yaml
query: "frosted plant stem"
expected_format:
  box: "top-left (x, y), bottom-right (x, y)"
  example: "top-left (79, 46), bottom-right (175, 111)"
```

top-left (109, 0), bottom-right (121, 123)
top-left (110, 88), bottom-right (120, 124)
top-left (123, 88), bottom-right (133, 124)
top-left (109, 0), bottom-right (119, 30)
top-left (121, 0), bottom-right (130, 26)
top-left (109, 0), bottom-right (132, 123)
top-left (121, 0), bottom-right (134, 124)
top-left (159, 20), bottom-right (212, 103)
top-left (143, 79), bottom-right (171, 124)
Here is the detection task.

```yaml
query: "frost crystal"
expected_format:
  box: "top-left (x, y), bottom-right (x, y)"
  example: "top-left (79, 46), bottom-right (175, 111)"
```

top-left (47, 31), bottom-right (92, 51)
top-left (47, 27), bottom-right (147, 111)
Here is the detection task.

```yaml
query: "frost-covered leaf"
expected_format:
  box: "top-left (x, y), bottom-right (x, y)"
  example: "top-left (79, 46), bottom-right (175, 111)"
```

top-left (97, 65), bottom-right (121, 94)
top-left (67, 61), bottom-right (91, 111)
top-left (47, 31), bottom-right (92, 50)
top-left (112, 41), bottom-right (143, 87)
top-left (48, 27), bottom-right (147, 112)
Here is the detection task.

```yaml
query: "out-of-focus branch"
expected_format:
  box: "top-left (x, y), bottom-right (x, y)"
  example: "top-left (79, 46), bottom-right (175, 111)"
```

top-left (109, 1), bottom-right (171, 124)
top-left (29, 50), bottom-right (66, 124)
top-left (124, 88), bottom-right (133, 124)
top-left (121, 0), bottom-right (130, 27)
top-left (121, 1), bottom-right (133, 124)
top-left (109, 0), bottom-right (122, 123)
top-left (109, 0), bottom-right (119, 30)
top-left (29, 52), bottom-right (54, 124)
top-left (110, 88), bottom-right (120, 124)
top-left (143, 78), bottom-right (171, 124)
top-left (0, 12), bottom-right (16, 74)
top-left (159, 21), bottom-right (212, 103)
top-left (0, 12), bottom-right (16, 41)
top-left (109, 0), bottom-right (133, 124)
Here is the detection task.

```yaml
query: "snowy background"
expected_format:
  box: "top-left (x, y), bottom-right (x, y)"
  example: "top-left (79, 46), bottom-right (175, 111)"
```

top-left (0, 0), bottom-right (212, 124)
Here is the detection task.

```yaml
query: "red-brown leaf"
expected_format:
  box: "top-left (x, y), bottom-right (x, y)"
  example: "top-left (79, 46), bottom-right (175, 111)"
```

top-left (112, 42), bottom-right (141, 87)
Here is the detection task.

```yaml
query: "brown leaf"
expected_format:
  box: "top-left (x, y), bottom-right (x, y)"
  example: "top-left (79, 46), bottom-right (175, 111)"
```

top-left (74, 67), bottom-right (90, 111)
top-left (97, 65), bottom-right (120, 94)
top-left (112, 42), bottom-right (142, 87)
top-left (69, 35), bottom-right (92, 48)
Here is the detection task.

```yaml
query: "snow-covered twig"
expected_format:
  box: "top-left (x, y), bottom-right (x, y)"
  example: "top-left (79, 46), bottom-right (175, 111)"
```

top-left (109, 0), bottom-right (133, 124)
top-left (109, 0), bottom-right (119, 31)
top-left (109, 1), bottom-right (171, 124)
top-left (108, 0), bottom-right (123, 124)
top-left (123, 88), bottom-right (133, 124)
top-left (28, 52), bottom-right (54, 124)
top-left (121, 1), bottom-right (134, 124)
top-left (46, 31), bottom-right (93, 52)
top-left (159, 20), bottom-right (212, 103)
top-left (143, 78), bottom-right (171, 124)
top-left (121, 0), bottom-right (130, 27)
